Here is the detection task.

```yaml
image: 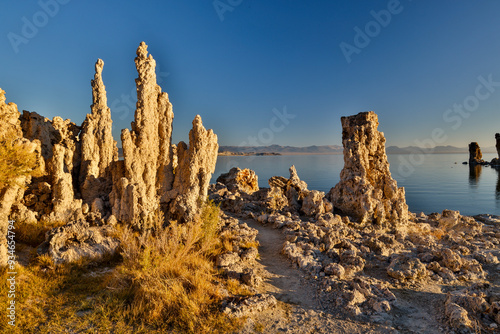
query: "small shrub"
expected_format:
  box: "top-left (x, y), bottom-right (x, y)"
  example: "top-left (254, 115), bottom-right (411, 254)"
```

top-left (225, 278), bottom-right (254, 297)
top-left (0, 200), bottom-right (241, 333)
top-left (0, 123), bottom-right (39, 188)
top-left (239, 240), bottom-right (260, 249)
top-left (16, 220), bottom-right (66, 247)
top-left (107, 200), bottom-right (238, 333)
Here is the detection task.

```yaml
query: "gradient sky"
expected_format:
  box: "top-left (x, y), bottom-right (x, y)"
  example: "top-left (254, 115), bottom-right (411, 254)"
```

top-left (1, 1), bottom-right (500, 148)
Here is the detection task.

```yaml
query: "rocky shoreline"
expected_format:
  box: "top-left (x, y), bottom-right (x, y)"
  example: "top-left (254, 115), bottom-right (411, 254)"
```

top-left (208, 112), bottom-right (500, 333)
top-left (210, 166), bottom-right (500, 333)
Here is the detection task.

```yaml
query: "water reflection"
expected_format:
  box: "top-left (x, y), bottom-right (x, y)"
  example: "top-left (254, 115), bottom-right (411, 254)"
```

top-left (492, 166), bottom-right (500, 200)
top-left (468, 164), bottom-right (482, 187)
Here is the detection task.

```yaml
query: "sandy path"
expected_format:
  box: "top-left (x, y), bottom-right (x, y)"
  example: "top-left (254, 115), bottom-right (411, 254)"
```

top-left (244, 218), bottom-right (317, 308)
top-left (239, 217), bottom-right (396, 334)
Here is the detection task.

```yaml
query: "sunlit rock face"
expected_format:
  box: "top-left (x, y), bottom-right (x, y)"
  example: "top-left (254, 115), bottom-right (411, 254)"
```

top-left (167, 115), bottom-right (219, 222)
top-left (79, 59), bottom-right (118, 210)
top-left (0, 90), bottom-right (39, 265)
top-left (107, 42), bottom-right (218, 228)
top-left (217, 167), bottom-right (259, 195)
top-left (328, 111), bottom-right (409, 226)
top-left (1, 42), bottom-right (218, 240)
top-left (20, 110), bottom-right (83, 223)
top-left (109, 42), bottom-right (176, 228)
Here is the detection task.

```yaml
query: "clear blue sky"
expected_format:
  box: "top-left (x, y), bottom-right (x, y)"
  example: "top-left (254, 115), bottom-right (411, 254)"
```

top-left (1, 0), bottom-right (500, 148)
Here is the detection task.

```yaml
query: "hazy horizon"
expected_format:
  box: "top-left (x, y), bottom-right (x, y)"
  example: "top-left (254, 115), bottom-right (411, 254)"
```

top-left (2, 1), bottom-right (500, 149)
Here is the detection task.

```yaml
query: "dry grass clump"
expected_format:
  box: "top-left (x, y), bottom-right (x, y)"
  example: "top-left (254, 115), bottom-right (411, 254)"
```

top-left (0, 200), bottom-right (243, 333)
top-left (16, 220), bottom-right (67, 247)
top-left (225, 278), bottom-right (255, 297)
top-left (0, 256), bottom-right (127, 333)
top-left (107, 200), bottom-right (241, 333)
top-left (0, 121), bottom-right (39, 188)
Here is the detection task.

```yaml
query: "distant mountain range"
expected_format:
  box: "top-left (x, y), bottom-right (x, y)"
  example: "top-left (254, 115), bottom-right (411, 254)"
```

top-left (218, 145), bottom-right (498, 155)
top-left (118, 145), bottom-right (498, 156)
top-left (218, 145), bottom-right (343, 154)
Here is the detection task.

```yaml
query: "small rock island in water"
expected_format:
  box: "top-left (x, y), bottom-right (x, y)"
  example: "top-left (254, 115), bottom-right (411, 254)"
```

top-left (1, 43), bottom-right (499, 333)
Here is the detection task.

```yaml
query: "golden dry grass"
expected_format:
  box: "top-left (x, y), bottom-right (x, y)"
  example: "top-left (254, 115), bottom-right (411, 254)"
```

top-left (0, 124), bottom-right (39, 188)
top-left (16, 220), bottom-right (67, 247)
top-left (106, 201), bottom-right (243, 333)
top-left (0, 200), bottom-right (245, 333)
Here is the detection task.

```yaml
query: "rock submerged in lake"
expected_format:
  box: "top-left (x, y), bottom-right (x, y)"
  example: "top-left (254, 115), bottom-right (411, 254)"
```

top-left (468, 142), bottom-right (484, 165)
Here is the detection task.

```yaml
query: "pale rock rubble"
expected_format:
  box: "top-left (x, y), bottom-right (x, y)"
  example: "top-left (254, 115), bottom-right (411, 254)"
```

top-left (209, 111), bottom-right (500, 332)
top-left (38, 220), bottom-right (119, 264)
top-left (216, 213), bottom-right (261, 286)
top-left (216, 167), bottom-right (259, 194)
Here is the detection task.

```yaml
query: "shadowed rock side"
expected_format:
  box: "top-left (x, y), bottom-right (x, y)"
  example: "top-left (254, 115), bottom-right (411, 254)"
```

top-left (267, 166), bottom-right (332, 216)
top-left (328, 111), bottom-right (409, 225)
top-left (492, 133), bottom-right (500, 166)
top-left (496, 133), bottom-right (500, 159)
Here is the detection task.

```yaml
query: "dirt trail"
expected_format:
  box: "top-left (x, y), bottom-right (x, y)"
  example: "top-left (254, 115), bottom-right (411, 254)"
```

top-left (244, 218), bottom-right (317, 308)
top-left (238, 217), bottom-right (396, 334)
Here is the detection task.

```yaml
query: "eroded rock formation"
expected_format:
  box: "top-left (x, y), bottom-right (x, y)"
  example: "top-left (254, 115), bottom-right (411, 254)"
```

top-left (496, 133), bottom-right (500, 159)
top-left (468, 142), bottom-right (483, 165)
top-left (110, 42), bottom-right (175, 228)
top-left (492, 133), bottom-right (500, 166)
top-left (217, 167), bottom-right (259, 194)
top-left (79, 59), bottom-right (118, 209)
top-left (167, 115), bottom-right (218, 221)
top-left (0, 42), bottom-right (219, 264)
top-left (20, 111), bottom-right (83, 222)
top-left (38, 220), bottom-right (119, 264)
top-left (110, 43), bottom-right (218, 227)
top-left (268, 166), bottom-right (310, 212)
top-left (0, 90), bottom-right (39, 264)
top-left (328, 111), bottom-right (409, 225)
top-left (267, 166), bottom-right (332, 216)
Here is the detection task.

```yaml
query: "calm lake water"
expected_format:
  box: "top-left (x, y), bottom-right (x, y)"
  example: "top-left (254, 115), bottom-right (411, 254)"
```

top-left (212, 153), bottom-right (500, 216)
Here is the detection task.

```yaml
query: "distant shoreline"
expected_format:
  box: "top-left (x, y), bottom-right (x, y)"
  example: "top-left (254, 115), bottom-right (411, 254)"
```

top-left (218, 152), bottom-right (281, 156)
top-left (216, 151), bottom-right (485, 156)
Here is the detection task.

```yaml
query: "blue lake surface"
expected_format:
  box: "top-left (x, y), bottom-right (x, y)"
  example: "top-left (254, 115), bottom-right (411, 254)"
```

top-left (212, 153), bottom-right (500, 216)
